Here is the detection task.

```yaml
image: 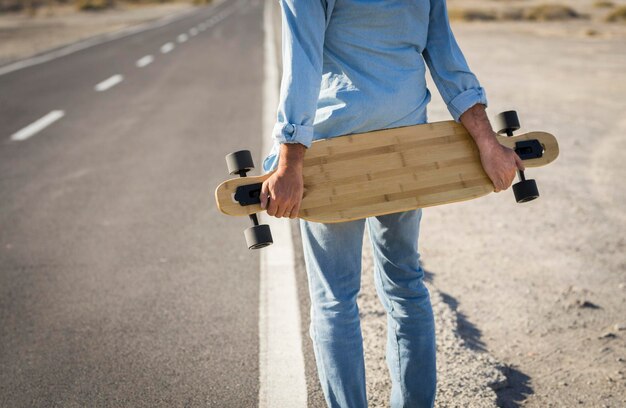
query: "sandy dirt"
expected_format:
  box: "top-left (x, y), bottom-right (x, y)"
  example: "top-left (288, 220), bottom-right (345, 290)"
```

top-left (360, 11), bottom-right (626, 408)
top-left (0, 1), bottom-right (195, 66)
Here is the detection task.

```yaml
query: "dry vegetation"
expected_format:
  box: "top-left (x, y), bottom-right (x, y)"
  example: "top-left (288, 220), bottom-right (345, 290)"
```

top-left (449, 4), bottom-right (585, 22)
top-left (448, 8), bottom-right (499, 22)
top-left (606, 5), bottom-right (626, 20)
top-left (525, 4), bottom-right (583, 20)
top-left (594, 0), bottom-right (616, 8)
top-left (448, 1), bottom-right (626, 24)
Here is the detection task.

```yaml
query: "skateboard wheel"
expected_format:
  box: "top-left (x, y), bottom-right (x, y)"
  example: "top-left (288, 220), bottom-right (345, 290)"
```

top-left (495, 111), bottom-right (521, 135)
top-left (226, 150), bottom-right (254, 175)
top-left (244, 224), bottom-right (273, 250)
top-left (513, 179), bottom-right (539, 203)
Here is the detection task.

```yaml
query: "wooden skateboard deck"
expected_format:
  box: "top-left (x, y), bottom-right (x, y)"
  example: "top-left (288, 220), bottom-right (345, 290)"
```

top-left (215, 120), bottom-right (558, 223)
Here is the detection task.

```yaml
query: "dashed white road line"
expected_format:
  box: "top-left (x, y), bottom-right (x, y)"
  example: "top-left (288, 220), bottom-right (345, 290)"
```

top-left (10, 110), bottom-right (65, 141)
top-left (189, 27), bottom-right (198, 37)
top-left (177, 33), bottom-right (188, 43)
top-left (136, 55), bottom-right (154, 68)
top-left (161, 42), bottom-right (175, 54)
top-left (0, 7), bottom-right (198, 77)
top-left (94, 74), bottom-right (123, 92)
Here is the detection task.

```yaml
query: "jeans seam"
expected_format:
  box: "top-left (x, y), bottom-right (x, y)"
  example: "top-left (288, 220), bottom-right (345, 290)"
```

top-left (373, 260), bottom-right (407, 406)
top-left (381, 271), bottom-right (407, 405)
top-left (310, 317), bottom-right (331, 405)
top-left (392, 317), bottom-right (406, 405)
top-left (369, 219), bottom-right (414, 406)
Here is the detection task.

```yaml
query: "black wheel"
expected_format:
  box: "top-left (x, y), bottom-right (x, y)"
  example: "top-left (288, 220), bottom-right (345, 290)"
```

top-left (244, 224), bottom-right (273, 250)
top-left (495, 110), bottom-right (521, 135)
top-left (226, 150), bottom-right (254, 175)
top-left (513, 179), bottom-right (539, 203)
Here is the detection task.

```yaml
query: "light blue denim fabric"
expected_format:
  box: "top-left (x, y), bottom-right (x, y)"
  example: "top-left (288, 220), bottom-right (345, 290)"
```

top-left (263, 0), bottom-right (487, 172)
top-left (301, 210), bottom-right (436, 408)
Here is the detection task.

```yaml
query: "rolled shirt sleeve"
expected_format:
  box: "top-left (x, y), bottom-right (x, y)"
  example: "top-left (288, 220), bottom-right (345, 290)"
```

top-left (273, 0), bottom-right (331, 147)
top-left (263, 0), bottom-right (331, 172)
top-left (423, 0), bottom-right (488, 121)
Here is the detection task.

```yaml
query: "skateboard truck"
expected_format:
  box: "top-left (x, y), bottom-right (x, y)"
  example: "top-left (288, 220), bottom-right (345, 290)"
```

top-left (234, 183), bottom-right (264, 206)
top-left (495, 111), bottom-right (540, 203)
top-left (225, 150), bottom-right (273, 249)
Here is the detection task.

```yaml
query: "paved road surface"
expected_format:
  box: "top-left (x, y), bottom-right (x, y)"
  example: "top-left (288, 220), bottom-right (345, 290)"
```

top-left (0, 1), bottom-right (268, 406)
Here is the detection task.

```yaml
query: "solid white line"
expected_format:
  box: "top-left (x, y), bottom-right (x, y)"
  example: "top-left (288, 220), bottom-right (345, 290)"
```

top-left (10, 110), bottom-right (65, 141)
top-left (258, 0), bottom-right (307, 407)
top-left (161, 42), bottom-right (175, 54)
top-left (177, 33), bottom-right (188, 43)
top-left (94, 74), bottom-right (123, 92)
top-left (136, 55), bottom-right (154, 68)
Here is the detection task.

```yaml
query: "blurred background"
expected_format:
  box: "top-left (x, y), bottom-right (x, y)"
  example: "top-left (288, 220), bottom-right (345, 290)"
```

top-left (0, 0), bottom-right (624, 407)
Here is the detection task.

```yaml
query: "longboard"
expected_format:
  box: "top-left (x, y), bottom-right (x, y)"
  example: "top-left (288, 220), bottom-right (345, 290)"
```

top-left (215, 120), bottom-right (558, 224)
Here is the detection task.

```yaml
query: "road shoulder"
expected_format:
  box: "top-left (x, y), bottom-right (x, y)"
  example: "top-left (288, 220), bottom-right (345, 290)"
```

top-left (0, 2), bottom-right (196, 67)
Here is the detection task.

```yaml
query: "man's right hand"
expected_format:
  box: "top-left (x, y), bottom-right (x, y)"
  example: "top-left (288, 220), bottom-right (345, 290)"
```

top-left (260, 143), bottom-right (306, 219)
top-left (476, 137), bottom-right (524, 192)
top-left (460, 104), bottom-right (524, 192)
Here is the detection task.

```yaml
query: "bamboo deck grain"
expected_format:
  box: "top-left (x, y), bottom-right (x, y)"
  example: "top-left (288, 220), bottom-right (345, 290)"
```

top-left (215, 120), bottom-right (559, 222)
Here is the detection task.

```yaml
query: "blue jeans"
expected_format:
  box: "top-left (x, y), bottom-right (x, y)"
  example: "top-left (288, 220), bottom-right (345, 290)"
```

top-left (300, 209), bottom-right (436, 408)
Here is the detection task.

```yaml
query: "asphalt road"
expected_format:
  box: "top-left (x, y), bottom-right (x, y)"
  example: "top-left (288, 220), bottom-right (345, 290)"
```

top-left (0, 0), bottom-right (267, 406)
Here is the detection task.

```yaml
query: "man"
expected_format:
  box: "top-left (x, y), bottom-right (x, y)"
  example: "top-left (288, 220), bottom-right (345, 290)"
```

top-left (260, 1), bottom-right (523, 407)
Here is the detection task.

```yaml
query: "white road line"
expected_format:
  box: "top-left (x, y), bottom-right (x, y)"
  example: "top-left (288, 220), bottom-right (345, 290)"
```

top-left (161, 42), bottom-right (175, 54)
top-left (136, 55), bottom-right (154, 68)
top-left (258, 1), bottom-right (307, 407)
top-left (94, 74), bottom-right (123, 92)
top-left (189, 27), bottom-right (198, 36)
top-left (177, 33), bottom-right (188, 43)
top-left (0, 7), bottom-right (198, 77)
top-left (10, 110), bottom-right (65, 141)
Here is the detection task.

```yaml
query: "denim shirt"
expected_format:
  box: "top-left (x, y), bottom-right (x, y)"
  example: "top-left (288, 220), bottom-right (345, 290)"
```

top-left (263, 0), bottom-right (487, 172)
